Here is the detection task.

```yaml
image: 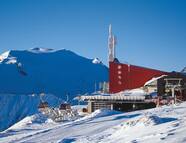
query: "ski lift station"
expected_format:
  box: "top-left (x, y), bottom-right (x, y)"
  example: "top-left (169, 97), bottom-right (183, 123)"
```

top-left (76, 25), bottom-right (186, 113)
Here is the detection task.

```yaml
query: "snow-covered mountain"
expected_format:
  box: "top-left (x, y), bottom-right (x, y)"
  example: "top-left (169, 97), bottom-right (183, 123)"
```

top-left (0, 48), bottom-right (108, 131)
top-left (181, 67), bottom-right (186, 75)
top-left (0, 48), bottom-right (108, 98)
top-left (1, 102), bottom-right (186, 143)
top-left (0, 93), bottom-right (60, 131)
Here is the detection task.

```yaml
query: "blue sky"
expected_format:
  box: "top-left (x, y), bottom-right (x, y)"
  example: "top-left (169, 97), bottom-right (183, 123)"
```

top-left (0, 0), bottom-right (185, 71)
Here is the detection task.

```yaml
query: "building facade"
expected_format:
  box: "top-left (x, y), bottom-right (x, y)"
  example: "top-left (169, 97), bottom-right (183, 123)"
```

top-left (109, 61), bottom-right (168, 93)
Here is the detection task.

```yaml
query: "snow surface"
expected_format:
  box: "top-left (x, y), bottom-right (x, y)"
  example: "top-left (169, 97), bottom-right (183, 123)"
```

top-left (28, 47), bottom-right (55, 53)
top-left (92, 58), bottom-right (102, 64)
top-left (1, 102), bottom-right (186, 143)
top-left (144, 75), bottom-right (167, 86)
top-left (0, 51), bottom-right (10, 61)
top-left (0, 51), bottom-right (17, 64)
top-left (121, 88), bottom-right (147, 96)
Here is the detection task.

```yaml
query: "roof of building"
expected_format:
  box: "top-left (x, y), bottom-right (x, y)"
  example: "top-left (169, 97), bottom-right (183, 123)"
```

top-left (144, 75), bottom-right (167, 86)
top-left (75, 95), bottom-right (145, 102)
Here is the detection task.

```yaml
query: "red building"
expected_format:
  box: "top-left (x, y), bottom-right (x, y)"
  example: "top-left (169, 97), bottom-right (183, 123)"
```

top-left (109, 61), bottom-right (168, 93)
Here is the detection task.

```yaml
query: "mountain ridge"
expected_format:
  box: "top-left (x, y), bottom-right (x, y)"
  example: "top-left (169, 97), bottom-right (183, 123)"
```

top-left (0, 48), bottom-right (108, 98)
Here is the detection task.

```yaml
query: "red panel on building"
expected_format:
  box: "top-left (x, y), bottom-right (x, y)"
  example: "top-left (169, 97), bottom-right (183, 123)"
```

top-left (109, 61), bottom-right (168, 93)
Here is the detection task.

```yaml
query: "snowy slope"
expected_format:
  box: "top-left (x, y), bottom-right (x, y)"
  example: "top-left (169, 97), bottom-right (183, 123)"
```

top-left (0, 48), bottom-right (108, 98)
top-left (1, 102), bottom-right (186, 143)
top-left (0, 48), bottom-right (108, 131)
top-left (0, 93), bottom-right (60, 132)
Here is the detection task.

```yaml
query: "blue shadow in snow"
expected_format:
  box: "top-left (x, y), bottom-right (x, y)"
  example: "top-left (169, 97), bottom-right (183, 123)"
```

top-left (59, 138), bottom-right (76, 143)
top-left (82, 113), bottom-right (142, 125)
top-left (156, 117), bottom-right (177, 125)
top-left (113, 113), bottom-right (141, 120)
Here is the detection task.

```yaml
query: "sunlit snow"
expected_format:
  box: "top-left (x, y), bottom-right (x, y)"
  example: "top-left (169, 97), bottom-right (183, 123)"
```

top-left (1, 103), bottom-right (186, 143)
